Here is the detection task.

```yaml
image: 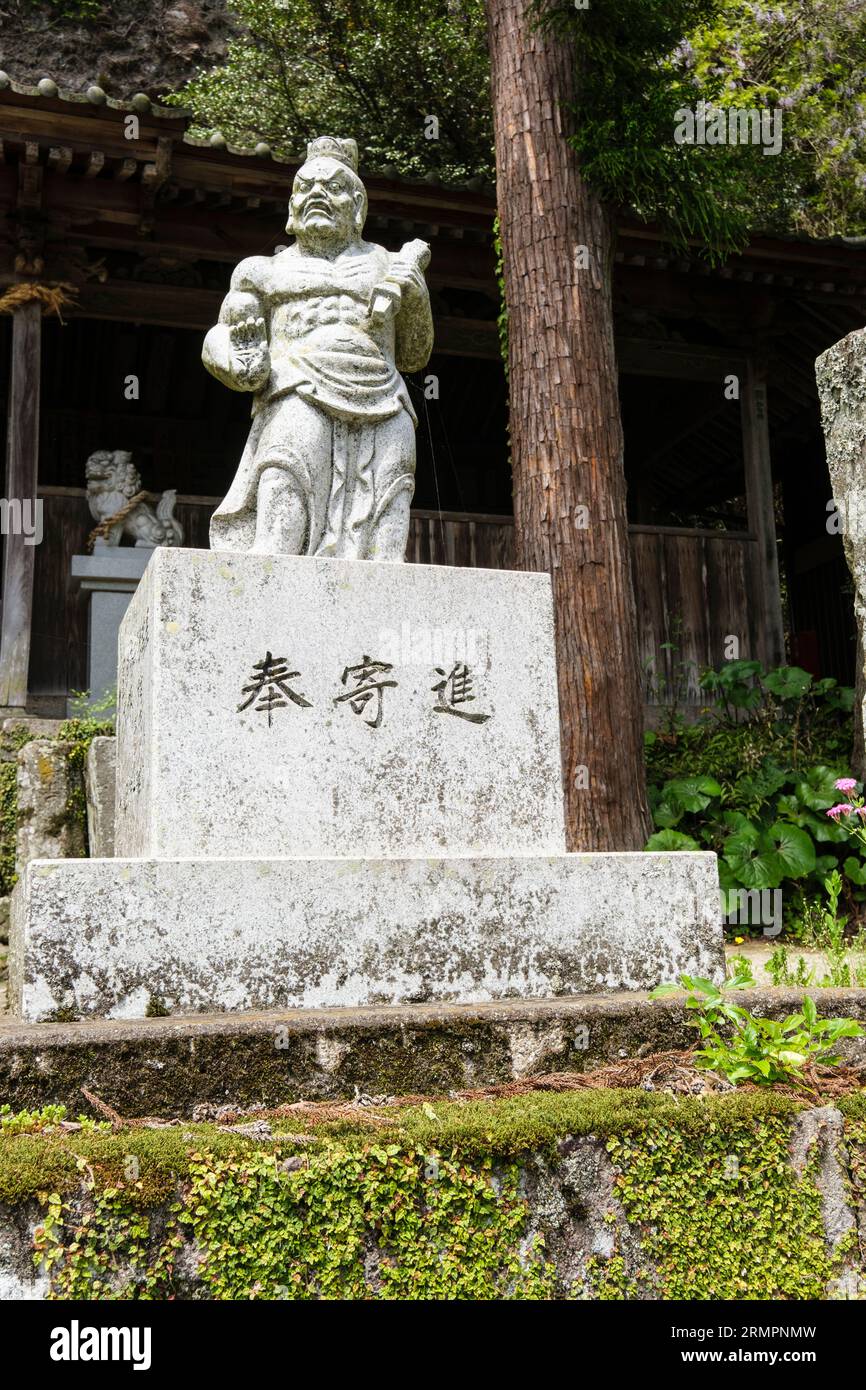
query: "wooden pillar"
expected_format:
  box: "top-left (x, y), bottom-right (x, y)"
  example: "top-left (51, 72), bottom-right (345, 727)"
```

top-left (742, 358), bottom-right (785, 668)
top-left (0, 299), bottom-right (42, 707)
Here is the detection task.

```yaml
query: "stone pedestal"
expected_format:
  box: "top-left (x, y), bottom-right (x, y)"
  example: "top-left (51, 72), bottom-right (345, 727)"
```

top-left (115, 548), bottom-right (564, 859)
top-left (70, 545), bottom-right (153, 712)
top-left (11, 549), bottom-right (723, 1021)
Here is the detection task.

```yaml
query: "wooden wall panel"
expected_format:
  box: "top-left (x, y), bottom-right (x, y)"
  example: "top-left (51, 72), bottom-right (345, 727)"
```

top-left (630, 531), bottom-right (667, 702)
top-left (660, 532), bottom-right (710, 706)
top-left (29, 490), bottom-right (90, 696)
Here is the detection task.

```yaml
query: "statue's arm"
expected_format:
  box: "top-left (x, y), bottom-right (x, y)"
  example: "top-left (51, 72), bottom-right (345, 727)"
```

top-left (202, 259), bottom-right (271, 392)
top-left (391, 243), bottom-right (434, 375)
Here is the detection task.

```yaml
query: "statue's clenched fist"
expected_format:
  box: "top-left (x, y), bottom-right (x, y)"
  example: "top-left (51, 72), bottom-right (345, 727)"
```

top-left (229, 315), bottom-right (270, 388)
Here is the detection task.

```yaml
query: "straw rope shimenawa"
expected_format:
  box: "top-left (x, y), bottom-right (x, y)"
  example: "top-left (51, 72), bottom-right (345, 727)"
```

top-left (0, 281), bottom-right (78, 321)
top-left (86, 492), bottom-right (159, 554)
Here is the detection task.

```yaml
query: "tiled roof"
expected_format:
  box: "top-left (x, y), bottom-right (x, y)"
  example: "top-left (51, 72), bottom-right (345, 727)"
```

top-left (0, 72), bottom-right (496, 196)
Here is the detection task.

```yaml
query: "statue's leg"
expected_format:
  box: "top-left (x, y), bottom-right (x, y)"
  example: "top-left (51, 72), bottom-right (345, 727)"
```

top-left (372, 489), bottom-right (412, 560)
top-left (252, 467), bottom-right (308, 555)
top-left (250, 398), bottom-right (331, 555)
top-left (369, 411), bottom-right (416, 561)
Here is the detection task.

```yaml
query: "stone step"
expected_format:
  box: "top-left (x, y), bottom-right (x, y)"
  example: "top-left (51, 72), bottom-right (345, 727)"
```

top-left (3, 988), bottom-right (866, 1117)
top-left (11, 850), bottom-right (722, 1020)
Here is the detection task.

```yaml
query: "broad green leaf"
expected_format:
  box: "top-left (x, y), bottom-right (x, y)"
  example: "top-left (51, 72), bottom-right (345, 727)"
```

top-left (723, 829), bottom-right (784, 889)
top-left (778, 1050), bottom-right (807, 1069)
top-left (653, 799), bottom-right (684, 828)
top-left (733, 762), bottom-right (787, 805)
top-left (761, 666), bottom-right (812, 701)
top-left (769, 821), bottom-right (816, 879)
top-left (645, 829), bottom-right (700, 852)
top-left (664, 776), bottom-right (723, 812)
top-left (721, 811), bottom-right (760, 838)
top-left (792, 766), bottom-right (850, 813)
top-left (844, 855), bottom-right (866, 886)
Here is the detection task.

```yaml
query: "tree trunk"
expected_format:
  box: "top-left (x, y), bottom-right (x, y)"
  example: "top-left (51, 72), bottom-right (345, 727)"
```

top-left (484, 0), bottom-right (652, 849)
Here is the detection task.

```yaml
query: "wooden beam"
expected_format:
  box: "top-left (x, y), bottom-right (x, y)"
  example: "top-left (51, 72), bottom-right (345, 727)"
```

top-left (618, 337), bottom-right (748, 382)
top-left (741, 359), bottom-right (785, 666)
top-left (0, 299), bottom-right (42, 706)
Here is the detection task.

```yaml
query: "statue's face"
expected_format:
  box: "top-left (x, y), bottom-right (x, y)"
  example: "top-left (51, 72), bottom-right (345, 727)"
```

top-left (288, 157), bottom-right (363, 246)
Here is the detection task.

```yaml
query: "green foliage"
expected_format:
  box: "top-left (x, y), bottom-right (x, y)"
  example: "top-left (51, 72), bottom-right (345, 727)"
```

top-left (683, 0), bottom-right (866, 238)
top-left (12, 1090), bottom-right (861, 1301)
top-left (35, 1159), bottom-right (181, 1301)
top-left (171, 0), bottom-right (865, 246)
top-left (651, 973), bottom-right (864, 1088)
top-left (0, 762), bottom-right (16, 897)
top-left (32, 1139), bottom-right (557, 1300)
top-left (0, 1103), bottom-right (109, 1136)
top-left (493, 214), bottom-right (508, 376)
top-left (542, 0), bottom-right (769, 260)
top-left (0, 722), bottom-right (36, 895)
top-left (169, 0), bottom-right (494, 185)
top-left (766, 946), bottom-right (816, 988)
top-left (183, 1146), bottom-right (556, 1300)
top-left (595, 1114), bottom-right (839, 1299)
top-left (56, 716), bottom-right (114, 851)
top-left (1, 1103), bottom-right (68, 1136)
top-left (725, 951), bottom-right (755, 984)
top-left (0, 715), bottom-right (113, 889)
top-left (543, 0), bottom-right (866, 251)
top-left (67, 686), bottom-right (116, 718)
top-left (645, 661), bottom-right (860, 927)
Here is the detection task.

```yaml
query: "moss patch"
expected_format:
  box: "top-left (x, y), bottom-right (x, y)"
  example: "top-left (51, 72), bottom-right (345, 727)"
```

top-left (0, 719), bottom-right (113, 887)
top-left (590, 1114), bottom-right (834, 1298)
top-left (266, 1084), bottom-right (807, 1154)
top-left (4, 1087), bottom-right (855, 1301)
top-left (0, 760), bottom-right (19, 897)
top-left (56, 718), bottom-right (113, 853)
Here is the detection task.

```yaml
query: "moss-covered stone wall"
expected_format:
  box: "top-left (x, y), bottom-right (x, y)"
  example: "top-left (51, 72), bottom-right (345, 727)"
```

top-left (2, 1089), bottom-right (864, 1300)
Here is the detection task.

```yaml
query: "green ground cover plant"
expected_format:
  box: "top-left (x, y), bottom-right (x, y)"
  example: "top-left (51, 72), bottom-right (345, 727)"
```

top-left (645, 660), bottom-right (861, 936)
top-left (652, 972), bottom-right (864, 1090)
top-left (2, 1088), bottom-right (862, 1300)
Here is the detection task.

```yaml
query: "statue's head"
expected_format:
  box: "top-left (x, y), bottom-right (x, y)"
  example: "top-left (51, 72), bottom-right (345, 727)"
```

top-left (85, 449), bottom-right (140, 496)
top-left (287, 137), bottom-right (366, 251)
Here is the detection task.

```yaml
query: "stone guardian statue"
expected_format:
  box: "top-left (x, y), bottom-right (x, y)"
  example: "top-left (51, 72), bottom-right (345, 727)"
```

top-left (85, 450), bottom-right (184, 549)
top-left (202, 135), bottom-right (434, 560)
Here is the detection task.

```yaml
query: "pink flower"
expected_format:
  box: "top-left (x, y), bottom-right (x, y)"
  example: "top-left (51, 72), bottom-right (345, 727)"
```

top-left (858, 808), bottom-right (866, 819)
top-left (827, 803), bottom-right (855, 819)
top-left (835, 778), bottom-right (858, 792)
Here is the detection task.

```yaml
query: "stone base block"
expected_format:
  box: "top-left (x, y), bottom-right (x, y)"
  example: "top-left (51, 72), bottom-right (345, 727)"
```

top-left (10, 851), bottom-right (722, 1021)
top-left (115, 548), bottom-right (566, 860)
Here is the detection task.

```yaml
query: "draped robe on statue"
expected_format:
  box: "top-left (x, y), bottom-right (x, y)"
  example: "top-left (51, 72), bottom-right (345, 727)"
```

top-left (203, 241), bottom-right (432, 558)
